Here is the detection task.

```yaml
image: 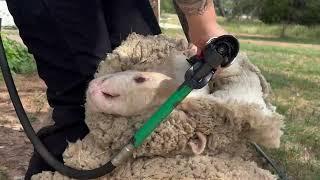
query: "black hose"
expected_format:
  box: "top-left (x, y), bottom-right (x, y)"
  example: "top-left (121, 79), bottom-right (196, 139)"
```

top-left (251, 142), bottom-right (288, 180)
top-left (0, 21), bottom-right (116, 179)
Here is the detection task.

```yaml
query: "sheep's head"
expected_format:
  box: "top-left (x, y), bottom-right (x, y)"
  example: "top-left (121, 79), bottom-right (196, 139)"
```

top-left (86, 70), bottom-right (179, 116)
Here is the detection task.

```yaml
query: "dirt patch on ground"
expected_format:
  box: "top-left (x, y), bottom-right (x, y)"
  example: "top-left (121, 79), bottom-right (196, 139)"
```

top-left (0, 74), bottom-right (50, 179)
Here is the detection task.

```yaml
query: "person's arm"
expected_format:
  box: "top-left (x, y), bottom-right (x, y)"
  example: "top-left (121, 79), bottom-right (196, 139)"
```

top-left (174, 0), bottom-right (227, 49)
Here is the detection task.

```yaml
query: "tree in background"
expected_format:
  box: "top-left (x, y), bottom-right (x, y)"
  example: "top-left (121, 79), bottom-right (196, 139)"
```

top-left (259, 0), bottom-right (320, 36)
top-left (260, 0), bottom-right (320, 26)
top-left (213, 0), bottom-right (226, 17)
top-left (299, 0), bottom-right (320, 26)
top-left (259, 0), bottom-right (291, 37)
top-left (159, 0), bottom-right (320, 27)
top-left (227, 0), bottom-right (263, 19)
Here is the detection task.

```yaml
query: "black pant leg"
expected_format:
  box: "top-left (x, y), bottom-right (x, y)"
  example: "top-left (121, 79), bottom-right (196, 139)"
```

top-left (6, 0), bottom-right (112, 125)
top-left (5, 0), bottom-right (111, 179)
top-left (103, 0), bottom-right (161, 49)
top-left (24, 122), bottom-right (90, 179)
top-left (5, 0), bottom-right (161, 179)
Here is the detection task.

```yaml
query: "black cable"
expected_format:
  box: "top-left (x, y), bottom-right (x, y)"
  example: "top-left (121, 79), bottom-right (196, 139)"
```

top-left (0, 19), bottom-right (116, 179)
top-left (251, 142), bottom-right (288, 180)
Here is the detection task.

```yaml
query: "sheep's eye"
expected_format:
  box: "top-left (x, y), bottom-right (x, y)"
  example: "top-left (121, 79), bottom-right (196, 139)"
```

top-left (134, 76), bottom-right (146, 83)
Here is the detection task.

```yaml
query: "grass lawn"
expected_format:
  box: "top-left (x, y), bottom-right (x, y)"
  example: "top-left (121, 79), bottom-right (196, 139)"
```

top-left (161, 14), bottom-right (320, 180)
top-left (241, 42), bottom-right (320, 180)
top-left (218, 18), bottom-right (320, 45)
top-left (160, 13), bottom-right (320, 45)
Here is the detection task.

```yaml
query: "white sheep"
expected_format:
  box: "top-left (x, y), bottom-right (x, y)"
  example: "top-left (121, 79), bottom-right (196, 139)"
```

top-left (32, 33), bottom-right (283, 180)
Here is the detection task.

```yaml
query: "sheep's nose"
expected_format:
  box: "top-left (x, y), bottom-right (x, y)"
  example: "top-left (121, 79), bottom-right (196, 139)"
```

top-left (101, 75), bottom-right (114, 83)
top-left (89, 83), bottom-right (100, 95)
top-left (88, 78), bottom-right (105, 94)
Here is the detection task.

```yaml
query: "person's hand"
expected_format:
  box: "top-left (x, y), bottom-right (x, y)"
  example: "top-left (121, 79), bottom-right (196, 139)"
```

top-left (185, 21), bottom-right (227, 56)
top-left (186, 27), bottom-right (225, 57)
top-left (175, 0), bottom-right (228, 75)
top-left (175, 0), bottom-right (227, 50)
top-left (185, 13), bottom-right (228, 55)
top-left (188, 22), bottom-right (227, 51)
top-left (187, 21), bottom-right (229, 76)
top-left (185, 27), bottom-right (227, 76)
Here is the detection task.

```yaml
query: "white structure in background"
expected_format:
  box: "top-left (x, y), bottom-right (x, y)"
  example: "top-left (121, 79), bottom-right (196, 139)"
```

top-left (0, 0), bottom-right (15, 27)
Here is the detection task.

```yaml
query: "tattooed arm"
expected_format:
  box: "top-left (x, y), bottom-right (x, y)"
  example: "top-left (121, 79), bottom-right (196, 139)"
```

top-left (175, 0), bottom-right (211, 16)
top-left (173, 0), bottom-right (227, 49)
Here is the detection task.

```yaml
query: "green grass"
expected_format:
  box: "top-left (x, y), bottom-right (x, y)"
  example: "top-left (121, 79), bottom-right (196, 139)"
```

top-left (160, 13), bottom-right (182, 25)
top-left (240, 43), bottom-right (320, 179)
top-left (160, 13), bottom-right (320, 45)
top-left (236, 34), bottom-right (320, 45)
top-left (219, 18), bottom-right (320, 45)
top-left (162, 20), bottom-right (320, 179)
top-left (27, 114), bottom-right (38, 123)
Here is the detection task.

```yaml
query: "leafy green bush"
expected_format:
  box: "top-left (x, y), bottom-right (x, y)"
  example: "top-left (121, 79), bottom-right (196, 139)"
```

top-left (2, 36), bottom-right (36, 74)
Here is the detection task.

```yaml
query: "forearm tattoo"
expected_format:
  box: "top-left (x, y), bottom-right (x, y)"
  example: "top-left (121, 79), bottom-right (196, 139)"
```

top-left (175, 0), bottom-right (210, 16)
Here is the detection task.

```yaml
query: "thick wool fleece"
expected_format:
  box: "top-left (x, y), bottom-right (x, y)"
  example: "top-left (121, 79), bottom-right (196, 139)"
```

top-left (32, 33), bottom-right (283, 180)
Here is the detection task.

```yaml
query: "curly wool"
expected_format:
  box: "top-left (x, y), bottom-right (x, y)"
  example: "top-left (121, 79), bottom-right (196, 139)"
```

top-left (83, 53), bottom-right (283, 159)
top-left (33, 155), bottom-right (277, 180)
top-left (32, 33), bottom-right (283, 180)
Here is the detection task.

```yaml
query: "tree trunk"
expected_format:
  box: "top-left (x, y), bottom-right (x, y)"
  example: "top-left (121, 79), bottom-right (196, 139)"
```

top-left (214, 0), bottom-right (226, 17)
top-left (281, 23), bottom-right (287, 38)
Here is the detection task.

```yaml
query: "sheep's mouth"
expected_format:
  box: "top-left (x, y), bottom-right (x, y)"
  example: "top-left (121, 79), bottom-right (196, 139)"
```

top-left (102, 92), bottom-right (120, 99)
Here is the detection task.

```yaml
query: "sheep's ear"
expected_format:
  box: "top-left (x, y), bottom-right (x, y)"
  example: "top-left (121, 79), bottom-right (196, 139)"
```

top-left (188, 132), bottom-right (207, 155)
top-left (156, 79), bottom-right (180, 101)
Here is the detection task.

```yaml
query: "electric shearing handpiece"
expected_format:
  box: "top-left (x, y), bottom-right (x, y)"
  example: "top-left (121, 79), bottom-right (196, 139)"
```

top-left (111, 35), bottom-right (239, 168)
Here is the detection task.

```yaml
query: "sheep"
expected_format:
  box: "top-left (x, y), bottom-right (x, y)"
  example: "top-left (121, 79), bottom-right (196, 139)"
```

top-left (32, 155), bottom-right (277, 180)
top-left (31, 33), bottom-right (283, 180)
